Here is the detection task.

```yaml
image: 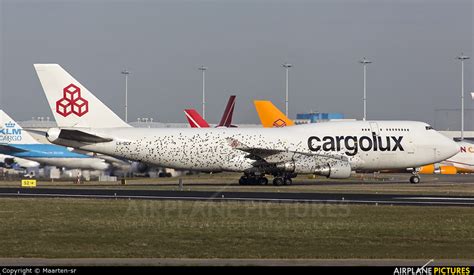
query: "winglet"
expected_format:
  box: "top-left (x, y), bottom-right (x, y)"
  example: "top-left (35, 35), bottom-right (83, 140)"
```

top-left (254, 100), bottom-right (294, 128)
top-left (184, 109), bottom-right (210, 128)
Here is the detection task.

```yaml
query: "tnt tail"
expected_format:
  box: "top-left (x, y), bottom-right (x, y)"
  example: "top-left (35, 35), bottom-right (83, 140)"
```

top-left (254, 100), bottom-right (294, 128)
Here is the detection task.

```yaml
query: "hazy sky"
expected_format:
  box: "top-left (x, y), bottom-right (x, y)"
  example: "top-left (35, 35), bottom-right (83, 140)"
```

top-left (0, 0), bottom-right (472, 129)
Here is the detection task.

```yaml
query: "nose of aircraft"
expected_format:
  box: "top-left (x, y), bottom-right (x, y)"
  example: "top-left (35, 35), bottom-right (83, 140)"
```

top-left (436, 135), bottom-right (459, 162)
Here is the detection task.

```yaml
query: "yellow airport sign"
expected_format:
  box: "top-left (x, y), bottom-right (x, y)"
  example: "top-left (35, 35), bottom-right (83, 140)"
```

top-left (21, 179), bottom-right (37, 188)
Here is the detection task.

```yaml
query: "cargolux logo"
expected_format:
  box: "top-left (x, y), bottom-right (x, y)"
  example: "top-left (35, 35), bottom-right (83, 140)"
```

top-left (308, 134), bottom-right (404, 156)
top-left (56, 84), bottom-right (89, 117)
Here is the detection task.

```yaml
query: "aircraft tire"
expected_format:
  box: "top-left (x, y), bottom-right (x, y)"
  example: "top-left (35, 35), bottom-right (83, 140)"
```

top-left (273, 177), bottom-right (284, 186)
top-left (409, 175), bottom-right (420, 184)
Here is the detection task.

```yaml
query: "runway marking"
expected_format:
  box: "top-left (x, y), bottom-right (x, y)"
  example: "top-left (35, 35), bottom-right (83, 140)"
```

top-left (399, 197), bottom-right (474, 201)
top-left (0, 192), bottom-right (473, 206)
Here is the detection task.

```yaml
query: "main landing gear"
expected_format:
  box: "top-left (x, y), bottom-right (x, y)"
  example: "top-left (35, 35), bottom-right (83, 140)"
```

top-left (271, 173), bottom-right (296, 186)
top-left (272, 176), bottom-right (292, 186)
top-left (239, 173), bottom-right (296, 186)
top-left (239, 173), bottom-right (268, 185)
top-left (409, 170), bottom-right (420, 184)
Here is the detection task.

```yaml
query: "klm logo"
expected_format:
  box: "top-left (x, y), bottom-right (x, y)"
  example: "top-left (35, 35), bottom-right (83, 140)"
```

top-left (0, 121), bottom-right (22, 142)
top-left (308, 133), bottom-right (404, 156)
top-left (0, 129), bottom-right (21, 135)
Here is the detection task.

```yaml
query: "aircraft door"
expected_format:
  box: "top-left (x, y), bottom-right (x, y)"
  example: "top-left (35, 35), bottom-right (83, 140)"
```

top-left (369, 122), bottom-right (380, 136)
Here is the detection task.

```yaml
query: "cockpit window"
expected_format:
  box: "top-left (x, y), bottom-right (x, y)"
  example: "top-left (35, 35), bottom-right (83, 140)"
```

top-left (425, 125), bottom-right (434, 130)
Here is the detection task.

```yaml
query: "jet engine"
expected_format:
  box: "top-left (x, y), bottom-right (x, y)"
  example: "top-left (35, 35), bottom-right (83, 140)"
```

top-left (131, 161), bottom-right (150, 174)
top-left (46, 128), bottom-right (61, 143)
top-left (89, 161), bottom-right (110, 171)
top-left (419, 164), bottom-right (457, 175)
top-left (438, 166), bottom-right (457, 174)
top-left (276, 158), bottom-right (352, 178)
top-left (313, 161), bottom-right (352, 178)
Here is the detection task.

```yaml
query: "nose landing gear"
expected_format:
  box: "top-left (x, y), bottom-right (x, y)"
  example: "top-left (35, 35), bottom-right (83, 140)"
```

top-left (409, 170), bottom-right (420, 184)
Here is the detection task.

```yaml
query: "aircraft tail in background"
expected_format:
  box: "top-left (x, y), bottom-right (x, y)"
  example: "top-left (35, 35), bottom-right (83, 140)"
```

top-left (217, 95), bottom-right (236, 127)
top-left (0, 110), bottom-right (40, 144)
top-left (184, 109), bottom-right (210, 128)
top-left (254, 100), bottom-right (294, 128)
top-left (184, 95), bottom-right (236, 128)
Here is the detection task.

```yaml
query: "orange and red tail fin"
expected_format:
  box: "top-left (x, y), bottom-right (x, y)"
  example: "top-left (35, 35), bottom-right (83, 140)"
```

top-left (217, 95), bottom-right (236, 127)
top-left (184, 109), bottom-right (210, 128)
top-left (254, 100), bottom-right (295, 128)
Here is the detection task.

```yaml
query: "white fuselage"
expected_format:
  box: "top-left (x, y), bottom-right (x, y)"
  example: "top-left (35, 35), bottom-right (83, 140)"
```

top-left (441, 141), bottom-right (474, 172)
top-left (27, 157), bottom-right (109, 171)
top-left (49, 121), bottom-right (458, 174)
top-left (0, 154), bottom-right (40, 169)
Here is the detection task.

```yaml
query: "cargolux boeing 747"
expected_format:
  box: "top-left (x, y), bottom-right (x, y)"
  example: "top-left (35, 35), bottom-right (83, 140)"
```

top-left (34, 64), bottom-right (458, 185)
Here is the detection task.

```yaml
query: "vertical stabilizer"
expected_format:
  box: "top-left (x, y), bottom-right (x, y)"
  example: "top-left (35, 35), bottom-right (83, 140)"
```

top-left (34, 64), bottom-right (131, 128)
top-left (184, 109), bottom-right (210, 128)
top-left (0, 110), bottom-right (39, 144)
top-left (217, 95), bottom-right (236, 127)
top-left (254, 100), bottom-right (295, 128)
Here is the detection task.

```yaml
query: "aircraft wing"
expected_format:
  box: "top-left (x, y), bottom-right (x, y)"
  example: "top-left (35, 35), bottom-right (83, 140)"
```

top-left (0, 144), bottom-right (29, 154)
top-left (454, 137), bottom-right (474, 143)
top-left (227, 137), bottom-right (284, 159)
top-left (226, 138), bottom-right (347, 163)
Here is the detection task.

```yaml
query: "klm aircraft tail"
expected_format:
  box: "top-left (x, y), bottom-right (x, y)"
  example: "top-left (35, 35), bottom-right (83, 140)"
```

top-left (34, 64), bottom-right (131, 128)
top-left (254, 100), bottom-right (294, 128)
top-left (0, 110), bottom-right (39, 144)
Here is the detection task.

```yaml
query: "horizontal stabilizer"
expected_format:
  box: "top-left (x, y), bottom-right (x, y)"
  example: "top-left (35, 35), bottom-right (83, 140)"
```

top-left (57, 129), bottom-right (113, 143)
top-left (24, 129), bottom-right (48, 136)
